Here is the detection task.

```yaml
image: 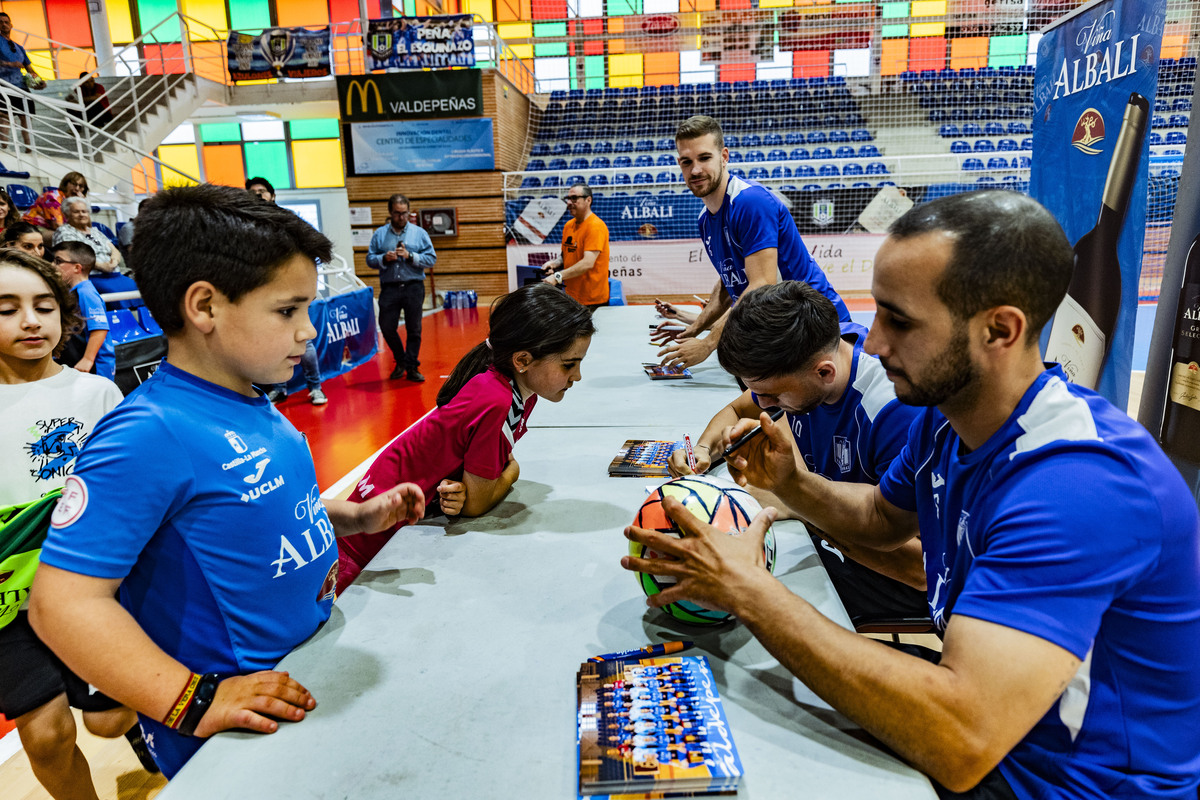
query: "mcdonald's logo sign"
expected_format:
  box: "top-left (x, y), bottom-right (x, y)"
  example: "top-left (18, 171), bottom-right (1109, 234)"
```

top-left (343, 78), bottom-right (383, 118)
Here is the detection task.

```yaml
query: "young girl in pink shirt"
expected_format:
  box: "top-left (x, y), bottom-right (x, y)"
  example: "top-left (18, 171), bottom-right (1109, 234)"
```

top-left (337, 284), bottom-right (596, 588)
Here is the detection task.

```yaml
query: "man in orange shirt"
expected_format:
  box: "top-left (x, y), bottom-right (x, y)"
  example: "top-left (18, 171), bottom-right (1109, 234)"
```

top-left (542, 184), bottom-right (610, 311)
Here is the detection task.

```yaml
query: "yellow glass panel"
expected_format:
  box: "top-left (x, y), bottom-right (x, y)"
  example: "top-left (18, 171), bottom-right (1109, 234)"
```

top-left (610, 53), bottom-right (643, 79)
top-left (27, 50), bottom-right (54, 79)
top-left (910, 0), bottom-right (946, 16)
top-left (880, 38), bottom-right (907, 76)
top-left (182, 0), bottom-right (228, 35)
top-left (292, 140), bottom-right (345, 188)
top-left (910, 22), bottom-right (945, 37)
top-left (465, 0), bottom-right (494, 20)
top-left (759, 0), bottom-right (793, 8)
top-left (158, 143), bottom-right (201, 187)
top-left (497, 22), bottom-right (533, 39)
top-left (509, 43), bottom-right (533, 59)
top-left (949, 37), bottom-right (989, 70)
top-left (107, 0), bottom-right (135, 44)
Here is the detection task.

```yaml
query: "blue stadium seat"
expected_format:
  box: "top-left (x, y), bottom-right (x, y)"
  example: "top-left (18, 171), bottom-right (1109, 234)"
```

top-left (939, 124), bottom-right (960, 138)
top-left (764, 133), bottom-right (783, 146)
top-left (976, 176), bottom-right (997, 183)
top-left (656, 138), bottom-right (674, 151)
top-left (768, 148), bottom-right (787, 161)
top-left (746, 150), bottom-right (765, 162)
top-left (826, 182), bottom-right (846, 189)
top-left (851, 181), bottom-right (872, 188)
top-left (997, 138), bottom-right (1018, 151)
top-left (655, 171), bottom-right (675, 183)
top-left (613, 155), bottom-right (632, 168)
top-left (519, 176), bottom-right (541, 189)
top-left (1169, 113), bottom-right (1189, 128)
top-left (1020, 137), bottom-right (1033, 150)
top-left (834, 145), bottom-right (856, 159)
top-left (858, 144), bottom-right (880, 157)
top-left (962, 122), bottom-right (983, 136)
top-left (1018, 156), bottom-right (1032, 168)
top-left (785, 132), bottom-right (804, 145)
top-left (725, 134), bottom-right (740, 148)
top-left (984, 122), bottom-right (1005, 136)
top-left (829, 130), bottom-right (850, 143)
top-left (552, 142), bottom-right (571, 156)
top-left (850, 128), bottom-right (873, 142)
top-left (542, 175), bottom-right (561, 188)
top-left (962, 157), bottom-right (985, 170)
top-left (789, 147), bottom-right (810, 160)
top-left (1172, 98), bottom-right (1191, 112)
top-left (1006, 121), bottom-right (1030, 134)
top-left (842, 163), bottom-right (864, 176)
top-left (812, 146), bottom-right (833, 160)
top-left (567, 175), bottom-right (585, 186)
top-left (634, 154), bottom-right (654, 168)
top-left (1166, 131), bottom-right (1188, 145)
top-left (987, 156), bottom-right (1010, 169)
top-left (771, 166), bottom-right (792, 178)
top-left (865, 162), bottom-right (889, 175)
top-left (743, 133), bottom-right (763, 147)
top-left (795, 164), bottom-right (817, 177)
top-left (526, 159), bottom-right (546, 171)
top-left (635, 138), bottom-right (654, 151)
top-left (592, 141), bottom-right (613, 155)
top-left (7, 183), bottom-right (38, 209)
top-left (729, 167), bottom-right (746, 178)
top-left (806, 131), bottom-right (829, 144)
top-left (588, 174), bottom-right (608, 186)
top-left (548, 158), bottom-right (569, 170)
top-left (655, 153), bottom-right (674, 166)
top-left (1152, 114), bottom-right (1168, 129)
top-left (633, 172), bottom-right (654, 184)
top-left (1148, 131), bottom-right (1164, 145)
top-left (973, 139), bottom-right (996, 152)
top-left (612, 173), bottom-right (631, 185)
top-left (876, 181), bottom-right (896, 187)
top-left (613, 139), bottom-right (634, 153)
top-left (591, 156), bottom-right (611, 169)
top-left (802, 183), bottom-right (821, 191)
top-left (728, 150), bottom-right (744, 163)
top-left (572, 142), bottom-right (592, 155)
top-left (748, 167), bottom-right (769, 180)
top-left (530, 143), bottom-right (550, 157)
top-left (569, 157), bottom-right (590, 170)
top-left (818, 164), bottom-right (840, 177)
top-left (1002, 174), bottom-right (1023, 183)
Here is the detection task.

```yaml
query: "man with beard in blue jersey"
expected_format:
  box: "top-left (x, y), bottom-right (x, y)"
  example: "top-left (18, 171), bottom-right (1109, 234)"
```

top-left (625, 191), bottom-right (1200, 799)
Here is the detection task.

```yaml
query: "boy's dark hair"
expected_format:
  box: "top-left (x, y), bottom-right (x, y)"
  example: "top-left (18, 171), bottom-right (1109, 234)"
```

top-left (4, 221), bottom-right (39, 243)
top-left (50, 240), bottom-right (96, 272)
top-left (245, 176), bottom-right (275, 195)
top-left (718, 281), bottom-right (841, 382)
top-left (132, 183), bottom-right (333, 332)
top-left (0, 248), bottom-right (83, 356)
top-left (675, 115), bottom-right (724, 149)
top-left (889, 190), bottom-right (1072, 342)
top-left (437, 283), bottom-right (596, 406)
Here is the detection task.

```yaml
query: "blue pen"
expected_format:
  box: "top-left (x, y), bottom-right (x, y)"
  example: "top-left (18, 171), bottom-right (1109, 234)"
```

top-left (589, 641), bottom-right (694, 662)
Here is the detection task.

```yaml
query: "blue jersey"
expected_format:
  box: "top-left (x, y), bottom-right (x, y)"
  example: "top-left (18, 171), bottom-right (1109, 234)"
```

top-left (72, 280), bottom-right (115, 380)
top-left (879, 366), bottom-right (1200, 798)
top-left (758, 324), bottom-right (918, 485)
top-left (41, 363), bottom-right (338, 777)
top-left (697, 176), bottom-right (849, 320)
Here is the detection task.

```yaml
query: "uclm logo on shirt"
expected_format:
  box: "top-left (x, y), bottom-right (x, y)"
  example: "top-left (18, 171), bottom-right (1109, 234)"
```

top-left (1071, 108), bottom-right (1105, 155)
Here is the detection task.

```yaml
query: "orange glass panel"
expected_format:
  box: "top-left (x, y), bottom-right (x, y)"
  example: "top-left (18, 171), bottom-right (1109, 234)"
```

top-left (719, 62), bottom-right (755, 82)
top-left (908, 36), bottom-right (945, 72)
top-left (143, 43), bottom-right (187, 74)
top-left (680, 0), bottom-right (716, 9)
top-left (949, 37), bottom-right (989, 70)
top-left (720, 0), bottom-right (751, 7)
top-left (880, 38), bottom-right (907, 76)
top-left (3, 1), bottom-right (48, 40)
top-left (609, 38), bottom-right (624, 55)
top-left (276, 0), bottom-right (329, 27)
top-left (1160, 34), bottom-right (1186, 61)
top-left (202, 143), bottom-right (245, 187)
top-left (190, 40), bottom-right (225, 84)
top-left (335, 33), bottom-right (365, 74)
top-left (792, 50), bottom-right (829, 78)
top-left (329, 0), bottom-right (361, 24)
top-left (608, 18), bottom-right (624, 34)
top-left (643, 52), bottom-right (679, 86)
top-left (45, 0), bottom-right (92, 47)
top-left (497, 0), bottom-right (531, 22)
top-left (132, 156), bottom-right (158, 195)
top-left (55, 48), bottom-right (95, 81)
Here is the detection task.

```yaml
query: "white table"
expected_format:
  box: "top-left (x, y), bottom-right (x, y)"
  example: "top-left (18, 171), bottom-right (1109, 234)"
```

top-left (160, 424), bottom-right (935, 799)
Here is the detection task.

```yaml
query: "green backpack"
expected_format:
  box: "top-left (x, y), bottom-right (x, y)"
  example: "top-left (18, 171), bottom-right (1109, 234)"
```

top-left (0, 489), bottom-right (61, 630)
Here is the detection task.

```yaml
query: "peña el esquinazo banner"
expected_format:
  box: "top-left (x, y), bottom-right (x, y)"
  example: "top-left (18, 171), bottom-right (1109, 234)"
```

top-left (1031, 0), bottom-right (1164, 409)
top-left (365, 15), bottom-right (475, 70)
top-left (337, 70), bottom-right (483, 123)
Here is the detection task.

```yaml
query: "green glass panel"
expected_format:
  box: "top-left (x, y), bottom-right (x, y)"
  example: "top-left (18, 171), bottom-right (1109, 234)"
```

top-left (137, 0), bottom-right (182, 43)
top-left (243, 141), bottom-right (292, 190)
top-left (229, 0), bottom-right (272, 31)
top-left (607, 0), bottom-right (641, 16)
top-left (881, 2), bottom-right (910, 19)
top-left (199, 122), bottom-right (242, 143)
top-left (989, 34), bottom-right (1027, 67)
top-left (584, 55), bottom-right (605, 90)
top-left (289, 119), bottom-right (341, 139)
top-left (535, 42), bottom-right (569, 57)
top-left (404, 0), bottom-right (417, 15)
top-left (882, 24), bottom-right (909, 38)
top-left (477, 59), bottom-right (495, 69)
top-left (534, 22), bottom-right (568, 37)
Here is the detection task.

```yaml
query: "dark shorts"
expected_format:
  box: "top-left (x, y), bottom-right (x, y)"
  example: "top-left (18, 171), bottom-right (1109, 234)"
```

top-left (0, 91), bottom-right (33, 116)
top-left (811, 532), bottom-right (930, 625)
top-left (0, 612), bottom-right (120, 718)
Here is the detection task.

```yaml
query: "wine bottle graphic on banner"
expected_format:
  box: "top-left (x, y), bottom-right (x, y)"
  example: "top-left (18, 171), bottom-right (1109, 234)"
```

top-left (1045, 93), bottom-right (1149, 389)
top-left (1161, 235), bottom-right (1200, 464)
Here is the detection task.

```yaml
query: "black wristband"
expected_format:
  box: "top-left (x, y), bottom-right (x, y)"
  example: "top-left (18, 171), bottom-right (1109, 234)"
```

top-left (177, 673), bottom-right (221, 737)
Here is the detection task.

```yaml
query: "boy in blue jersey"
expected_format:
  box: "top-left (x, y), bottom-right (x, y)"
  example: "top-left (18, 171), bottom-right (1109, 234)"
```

top-left (624, 191), bottom-right (1200, 799)
top-left (28, 184), bottom-right (426, 778)
top-left (655, 115), bottom-right (849, 371)
top-left (50, 240), bottom-right (114, 380)
top-left (666, 281), bottom-right (926, 623)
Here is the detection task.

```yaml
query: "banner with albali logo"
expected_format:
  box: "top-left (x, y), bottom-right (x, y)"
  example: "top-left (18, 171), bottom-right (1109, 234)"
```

top-left (1031, 0), bottom-right (1163, 408)
top-left (336, 70), bottom-right (483, 123)
top-left (227, 27), bottom-right (331, 82)
top-left (365, 15), bottom-right (475, 70)
top-left (284, 288), bottom-right (378, 394)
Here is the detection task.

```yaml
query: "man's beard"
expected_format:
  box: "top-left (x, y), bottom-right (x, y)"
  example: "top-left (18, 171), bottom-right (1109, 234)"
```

top-left (891, 325), bottom-right (976, 407)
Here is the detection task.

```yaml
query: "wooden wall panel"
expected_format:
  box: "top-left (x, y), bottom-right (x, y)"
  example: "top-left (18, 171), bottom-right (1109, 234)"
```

top-left (352, 223), bottom-right (504, 251)
top-left (355, 249), bottom-right (507, 275)
top-left (354, 199), bottom-right (506, 227)
top-left (346, 173), bottom-right (504, 200)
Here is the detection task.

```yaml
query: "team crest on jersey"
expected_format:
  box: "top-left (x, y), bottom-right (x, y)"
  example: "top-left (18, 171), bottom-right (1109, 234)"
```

top-left (224, 430), bottom-right (248, 454)
top-left (318, 562), bottom-right (337, 602)
top-left (50, 475), bottom-right (88, 528)
top-left (812, 199), bottom-right (834, 227)
top-left (833, 436), bottom-right (851, 473)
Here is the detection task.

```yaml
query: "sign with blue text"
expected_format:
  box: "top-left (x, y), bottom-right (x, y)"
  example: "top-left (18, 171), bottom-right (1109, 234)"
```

top-left (349, 118), bottom-right (494, 174)
top-left (1031, 0), bottom-right (1164, 407)
top-left (366, 15), bottom-right (475, 70)
top-left (284, 288), bottom-right (378, 393)
top-left (227, 27), bottom-right (331, 82)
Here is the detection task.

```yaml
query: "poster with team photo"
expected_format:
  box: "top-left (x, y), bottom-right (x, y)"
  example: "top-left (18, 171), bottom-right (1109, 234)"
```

top-left (227, 27), bottom-right (331, 81)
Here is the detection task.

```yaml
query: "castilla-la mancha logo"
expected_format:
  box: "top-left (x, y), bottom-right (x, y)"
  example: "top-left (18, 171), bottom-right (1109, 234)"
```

top-left (1071, 108), bottom-right (1105, 154)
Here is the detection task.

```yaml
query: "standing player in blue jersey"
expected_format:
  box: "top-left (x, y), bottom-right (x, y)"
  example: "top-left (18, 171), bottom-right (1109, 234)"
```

top-left (666, 281), bottom-right (927, 623)
top-left (27, 184), bottom-right (426, 778)
top-left (656, 115), bottom-right (850, 370)
top-left (625, 191), bottom-right (1200, 799)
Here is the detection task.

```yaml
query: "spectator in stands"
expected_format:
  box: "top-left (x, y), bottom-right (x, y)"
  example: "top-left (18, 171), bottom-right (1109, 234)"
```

top-left (0, 249), bottom-right (154, 800)
top-left (24, 172), bottom-right (89, 236)
top-left (67, 71), bottom-right (113, 129)
top-left (541, 183), bottom-right (610, 312)
top-left (5, 219), bottom-right (43, 257)
top-left (0, 187), bottom-right (19, 238)
top-left (623, 191), bottom-right (1200, 799)
top-left (50, 240), bottom-right (114, 380)
top-left (367, 192), bottom-right (437, 382)
top-left (116, 199), bottom-right (146, 262)
top-left (52, 196), bottom-right (124, 275)
top-left (654, 115), bottom-right (848, 370)
top-left (0, 12), bottom-right (45, 151)
top-left (245, 177), bottom-right (328, 406)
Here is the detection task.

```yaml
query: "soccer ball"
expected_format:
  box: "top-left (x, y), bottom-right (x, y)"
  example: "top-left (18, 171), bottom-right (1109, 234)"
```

top-left (629, 474), bottom-right (776, 625)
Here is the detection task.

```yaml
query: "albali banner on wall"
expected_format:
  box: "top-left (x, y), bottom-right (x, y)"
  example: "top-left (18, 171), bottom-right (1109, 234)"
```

top-left (1031, 0), bottom-right (1163, 408)
top-left (227, 27), bottom-right (331, 81)
top-left (284, 288), bottom-right (378, 393)
top-left (506, 235), bottom-right (884, 297)
top-left (365, 15), bottom-right (475, 70)
top-left (348, 118), bottom-right (495, 174)
top-left (336, 70), bottom-right (483, 123)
